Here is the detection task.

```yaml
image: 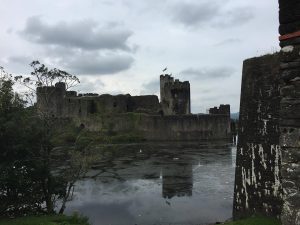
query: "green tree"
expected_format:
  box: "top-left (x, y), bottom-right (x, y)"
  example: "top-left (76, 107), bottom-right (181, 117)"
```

top-left (0, 63), bottom-right (91, 217)
top-left (0, 67), bottom-right (45, 216)
top-left (15, 61), bottom-right (88, 215)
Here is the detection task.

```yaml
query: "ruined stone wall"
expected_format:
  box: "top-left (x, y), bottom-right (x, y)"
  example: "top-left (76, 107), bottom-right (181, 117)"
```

top-left (128, 95), bottom-right (161, 114)
top-left (37, 84), bottom-right (161, 117)
top-left (160, 75), bottom-right (191, 115)
top-left (279, 1), bottom-right (300, 223)
top-left (209, 104), bottom-right (230, 116)
top-left (76, 114), bottom-right (231, 141)
top-left (36, 82), bottom-right (66, 116)
top-left (233, 54), bottom-right (283, 219)
top-left (279, 45), bottom-right (300, 225)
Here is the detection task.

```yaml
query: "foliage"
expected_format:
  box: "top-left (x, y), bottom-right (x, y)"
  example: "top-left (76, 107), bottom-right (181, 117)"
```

top-left (15, 61), bottom-right (79, 90)
top-left (224, 216), bottom-right (281, 225)
top-left (0, 68), bottom-right (44, 216)
top-left (0, 213), bottom-right (90, 225)
top-left (14, 61), bottom-right (79, 107)
top-left (0, 63), bottom-right (92, 217)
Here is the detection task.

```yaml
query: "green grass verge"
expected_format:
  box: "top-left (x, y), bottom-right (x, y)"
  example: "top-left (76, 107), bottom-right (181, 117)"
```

top-left (0, 214), bottom-right (90, 225)
top-left (224, 216), bottom-right (281, 225)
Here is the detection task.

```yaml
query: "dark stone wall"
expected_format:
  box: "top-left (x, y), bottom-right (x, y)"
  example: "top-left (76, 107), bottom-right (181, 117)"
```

top-left (279, 45), bottom-right (300, 225)
top-left (233, 54), bottom-right (283, 219)
top-left (129, 95), bottom-right (161, 114)
top-left (279, 0), bottom-right (300, 223)
top-left (36, 82), bottom-right (66, 117)
top-left (76, 113), bottom-right (231, 141)
top-left (209, 104), bottom-right (230, 116)
top-left (160, 75), bottom-right (191, 115)
top-left (279, 0), bottom-right (300, 47)
top-left (37, 87), bottom-right (161, 117)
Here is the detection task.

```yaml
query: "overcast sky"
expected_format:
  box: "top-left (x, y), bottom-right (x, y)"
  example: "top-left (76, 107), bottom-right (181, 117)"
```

top-left (0, 0), bottom-right (279, 113)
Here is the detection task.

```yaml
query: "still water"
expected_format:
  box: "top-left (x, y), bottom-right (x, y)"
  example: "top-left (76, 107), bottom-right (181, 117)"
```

top-left (66, 141), bottom-right (236, 225)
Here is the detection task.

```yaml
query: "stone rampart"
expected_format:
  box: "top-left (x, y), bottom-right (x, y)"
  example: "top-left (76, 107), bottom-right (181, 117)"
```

top-left (75, 113), bottom-right (231, 141)
top-left (233, 54), bottom-right (282, 219)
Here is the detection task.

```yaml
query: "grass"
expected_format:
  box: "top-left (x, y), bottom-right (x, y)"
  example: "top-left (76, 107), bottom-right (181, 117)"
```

top-left (0, 214), bottom-right (90, 225)
top-left (224, 216), bottom-right (281, 225)
top-left (0, 215), bottom-right (281, 225)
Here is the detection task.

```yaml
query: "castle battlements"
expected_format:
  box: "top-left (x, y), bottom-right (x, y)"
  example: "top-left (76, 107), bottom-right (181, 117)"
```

top-left (35, 74), bottom-right (231, 141)
top-left (36, 74), bottom-right (229, 119)
top-left (160, 74), bottom-right (191, 115)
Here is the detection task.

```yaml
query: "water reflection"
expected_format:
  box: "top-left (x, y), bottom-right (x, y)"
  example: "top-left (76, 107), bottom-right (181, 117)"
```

top-left (66, 141), bottom-right (236, 225)
top-left (162, 157), bottom-right (193, 199)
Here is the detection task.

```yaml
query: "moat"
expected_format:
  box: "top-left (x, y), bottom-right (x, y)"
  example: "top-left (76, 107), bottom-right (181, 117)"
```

top-left (65, 141), bottom-right (236, 225)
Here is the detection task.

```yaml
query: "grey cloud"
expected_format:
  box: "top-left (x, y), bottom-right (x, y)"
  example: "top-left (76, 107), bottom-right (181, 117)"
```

top-left (180, 67), bottom-right (234, 79)
top-left (141, 80), bottom-right (159, 94)
top-left (64, 53), bottom-right (134, 75)
top-left (214, 38), bottom-right (242, 46)
top-left (3, 56), bottom-right (34, 74)
top-left (172, 2), bottom-right (220, 27)
top-left (75, 77), bottom-right (105, 93)
top-left (20, 17), bottom-right (133, 51)
top-left (8, 56), bottom-right (33, 65)
top-left (214, 7), bottom-right (254, 27)
top-left (171, 2), bottom-right (254, 28)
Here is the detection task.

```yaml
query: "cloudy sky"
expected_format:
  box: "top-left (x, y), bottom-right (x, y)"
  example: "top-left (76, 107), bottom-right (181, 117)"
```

top-left (0, 0), bottom-right (279, 113)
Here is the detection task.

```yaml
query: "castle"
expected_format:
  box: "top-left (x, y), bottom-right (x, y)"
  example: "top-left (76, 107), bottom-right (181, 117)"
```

top-left (37, 74), bottom-right (231, 141)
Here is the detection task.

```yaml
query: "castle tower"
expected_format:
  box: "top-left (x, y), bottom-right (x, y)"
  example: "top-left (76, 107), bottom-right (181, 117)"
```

top-left (160, 74), bottom-right (191, 115)
top-left (208, 104), bottom-right (230, 116)
top-left (279, 1), bottom-right (300, 224)
top-left (36, 82), bottom-right (66, 117)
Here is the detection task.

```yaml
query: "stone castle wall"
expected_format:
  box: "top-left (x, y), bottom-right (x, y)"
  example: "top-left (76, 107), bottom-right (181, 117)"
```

top-left (160, 75), bottom-right (191, 115)
top-left (75, 113), bottom-right (231, 141)
top-left (36, 75), bottom-right (231, 141)
top-left (233, 1), bottom-right (300, 223)
top-left (37, 84), bottom-right (161, 118)
top-left (279, 0), bottom-right (300, 221)
top-left (209, 104), bottom-right (230, 116)
top-left (279, 45), bottom-right (300, 225)
top-left (233, 54), bottom-right (282, 219)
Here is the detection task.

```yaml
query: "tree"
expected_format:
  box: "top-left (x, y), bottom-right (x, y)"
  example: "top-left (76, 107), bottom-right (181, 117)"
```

top-left (15, 60), bottom-right (79, 109)
top-left (16, 61), bottom-right (90, 214)
top-left (0, 62), bottom-right (91, 217)
top-left (0, 67), bottom-right (45, 216)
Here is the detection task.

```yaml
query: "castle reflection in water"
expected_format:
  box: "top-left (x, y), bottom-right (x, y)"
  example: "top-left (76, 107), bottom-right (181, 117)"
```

top-left (66, 141), bottom-right (235, 225)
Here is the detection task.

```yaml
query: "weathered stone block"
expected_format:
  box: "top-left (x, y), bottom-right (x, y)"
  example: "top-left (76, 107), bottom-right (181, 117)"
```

top-left (281, 147), bottom-right (300, 165)
top-left (280, 85), bottom-right (297, 97)
top-left (280, 61), bottom-right (300, 70)
top-left (280, 46), bottom-right (300, 62)
top-left (281, 69), bottom-right (300, 82)
top-left (280, 127), bottom-right (300, 148)
top-left (280, 118), bottom-right (300, 127)
top-left (280, 98), bottom-right (300, 119)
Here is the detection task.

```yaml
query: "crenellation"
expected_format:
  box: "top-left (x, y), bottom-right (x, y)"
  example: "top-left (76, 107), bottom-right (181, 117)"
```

top-left (66, 91), bottom-right (77, 97)
top-left (36, 74), bottom-right (231, 141)
top-left (209, 104), bottom-right (230, 116)
top-left (160, 74), bottom-right (191, 115)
